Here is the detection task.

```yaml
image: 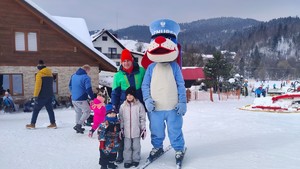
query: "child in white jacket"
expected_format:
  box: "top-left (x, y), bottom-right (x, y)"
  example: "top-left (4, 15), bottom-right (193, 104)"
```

top-left (119, 87), bottom-right (146, 168)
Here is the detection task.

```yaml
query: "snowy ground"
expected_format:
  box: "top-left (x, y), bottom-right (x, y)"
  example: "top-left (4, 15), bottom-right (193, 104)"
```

top-left (1, 96), bottom-right (300, 169)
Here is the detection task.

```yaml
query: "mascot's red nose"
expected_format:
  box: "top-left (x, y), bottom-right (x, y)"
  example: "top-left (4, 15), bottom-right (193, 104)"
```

top-left (154, 36), bottom-right (166, 44)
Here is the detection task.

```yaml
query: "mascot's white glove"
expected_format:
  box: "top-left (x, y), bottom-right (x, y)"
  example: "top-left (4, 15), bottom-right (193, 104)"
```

top-left (175, 103), bottom-right (187, 116)
top-left (145, 98), bottom-right (155, 112)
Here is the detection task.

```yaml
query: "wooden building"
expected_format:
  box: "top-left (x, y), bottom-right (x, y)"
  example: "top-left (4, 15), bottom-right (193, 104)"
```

top-left (182, 67), bottom-right (206, 88)
top-left (0, 0), bottom-right (117, 104)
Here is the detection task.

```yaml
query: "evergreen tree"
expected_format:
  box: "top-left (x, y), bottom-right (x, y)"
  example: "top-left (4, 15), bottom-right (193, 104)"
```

top-left (203, 52), bottom-right (232, 92)
top-left (239, 57), bottom-right (245, 77)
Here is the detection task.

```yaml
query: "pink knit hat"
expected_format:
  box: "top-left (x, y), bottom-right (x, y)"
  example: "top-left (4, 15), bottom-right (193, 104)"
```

top-left (93, 99), bottom-right (101, 104)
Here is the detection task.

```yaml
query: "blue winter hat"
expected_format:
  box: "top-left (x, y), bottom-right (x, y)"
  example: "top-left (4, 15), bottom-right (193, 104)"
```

top-left (149, 19), bottom-right (180, 38)
top-left (105, 103), bottom-right (115, 114)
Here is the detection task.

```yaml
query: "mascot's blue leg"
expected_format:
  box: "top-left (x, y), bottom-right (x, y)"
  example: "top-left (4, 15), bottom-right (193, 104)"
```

top-left (166, 110), bottom-right (185, 151)
top-left (148, 111), bottom-right (166, 148)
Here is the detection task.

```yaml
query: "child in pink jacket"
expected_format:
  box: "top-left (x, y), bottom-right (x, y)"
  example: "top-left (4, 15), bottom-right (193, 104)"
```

top-left (89, 93), bottom-right (106, 137)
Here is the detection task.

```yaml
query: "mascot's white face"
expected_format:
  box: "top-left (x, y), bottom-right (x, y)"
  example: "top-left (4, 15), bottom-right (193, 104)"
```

top-left (146, 36), bottom-right (178, 63)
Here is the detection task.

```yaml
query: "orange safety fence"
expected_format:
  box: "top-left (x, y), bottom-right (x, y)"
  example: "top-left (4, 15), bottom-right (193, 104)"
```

top-left (188, 88), bottom-right (241, 102)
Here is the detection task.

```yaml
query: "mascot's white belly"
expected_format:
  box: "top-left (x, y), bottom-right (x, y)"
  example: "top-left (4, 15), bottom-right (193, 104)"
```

top-left (150, 63), bottom-right (178, 110)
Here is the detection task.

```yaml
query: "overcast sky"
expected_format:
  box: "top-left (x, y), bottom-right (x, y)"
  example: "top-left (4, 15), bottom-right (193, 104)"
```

top-left (31, 0), bottom-right (300, 31)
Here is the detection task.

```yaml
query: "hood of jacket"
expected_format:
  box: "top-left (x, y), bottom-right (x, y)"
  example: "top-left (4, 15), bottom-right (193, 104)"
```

top-left (39, 67), bottom-right (52, 76)
top-left (75, 68), bottom-right (87, 75)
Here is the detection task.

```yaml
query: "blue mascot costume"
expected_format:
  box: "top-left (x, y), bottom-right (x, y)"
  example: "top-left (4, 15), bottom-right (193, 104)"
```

top-left (141, 19), bottom-right (187, 166)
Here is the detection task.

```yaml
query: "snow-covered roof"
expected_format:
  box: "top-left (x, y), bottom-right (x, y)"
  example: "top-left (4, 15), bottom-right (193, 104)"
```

top-left (92, 29), bottom-right (146, 56)
top-left (91, 29), bottom-right (104, 42)
top-left (182, 67), bottom-right (205, 80)
top-left (119, 39), bottom-right (148, 54)
top-left (53, 16), bottom-right (94, 47)
top-left (201, 54), bottom-right (214, 59)
top-left (24, 0), bottom-right (116, 69)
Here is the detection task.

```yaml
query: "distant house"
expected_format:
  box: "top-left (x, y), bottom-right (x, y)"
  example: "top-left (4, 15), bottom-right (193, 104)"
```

top-left (92, 29), bottom-right (144, 66)
top-left (182, 67), bottom-right (205, 88)
top-left (0, 0), bottom-right (117, 104)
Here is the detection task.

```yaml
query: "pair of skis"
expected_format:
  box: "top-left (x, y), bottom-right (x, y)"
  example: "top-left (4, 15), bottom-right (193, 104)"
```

top-left (138, 145), bottom-right (187, 169)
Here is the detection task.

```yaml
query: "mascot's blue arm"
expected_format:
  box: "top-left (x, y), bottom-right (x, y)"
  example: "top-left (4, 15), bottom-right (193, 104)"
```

top-left (142, 62), bottom-right (186, 103)
top-left (170, 62), bottom-right (187, 103)
top-left (142, 63), bottom-right (156, 101)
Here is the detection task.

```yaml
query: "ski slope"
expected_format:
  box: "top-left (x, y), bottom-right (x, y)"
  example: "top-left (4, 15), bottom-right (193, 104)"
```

top-left (1, 96), bottom-right (300, 169)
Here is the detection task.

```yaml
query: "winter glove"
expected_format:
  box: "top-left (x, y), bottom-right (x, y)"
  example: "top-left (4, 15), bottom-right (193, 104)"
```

top-left (175, 103), bottom-right (187, 116)
top-left (119, 128), bottom-right (124, 140)
top-left (103, 149), bottom-right (110, 155)
top-left (33, 97), bottom-right (38, 105)
top-left (99, 140), bottom-right (105, 150)
top-left (145, 98), bottom-right (155, 112)
top-left (140, 128), bottom-right (146, 140)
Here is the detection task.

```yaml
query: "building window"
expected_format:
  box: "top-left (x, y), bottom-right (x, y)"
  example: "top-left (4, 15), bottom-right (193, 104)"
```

top-left (0, 74), bottom-right (24, 96)
top-left (108, 47), bottom-right (118, 59)
top-left (95, 47), bottom-right (102, 52)
top-left (15, 31), bottom-right (38, 52)
top-left (102, 36), bottom-right (108, 41)
top-left (108, 47), bottom-right (117, 54)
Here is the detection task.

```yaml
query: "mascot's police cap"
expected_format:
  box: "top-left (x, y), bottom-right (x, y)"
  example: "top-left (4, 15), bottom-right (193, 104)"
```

top-left (150, 19), bottom-right (180, 38)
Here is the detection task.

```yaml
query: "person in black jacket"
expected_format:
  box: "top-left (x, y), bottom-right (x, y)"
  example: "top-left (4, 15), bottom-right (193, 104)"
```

top-left (26, 60), bottom-right (56, 129)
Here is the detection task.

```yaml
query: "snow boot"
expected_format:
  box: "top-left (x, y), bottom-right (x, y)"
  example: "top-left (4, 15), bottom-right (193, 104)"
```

top-left (107, 161), bottom-right (118, 169)
top-left (100, 165), bottom-right (108, 169)
top-left (132, 162), bottom-right (139, 167)
top-left (148, 147), bottom-right (164, 161)
top-left (124, 163), bottom-right (132, 168)
top-left (26, 123), bottom-right (35, 129)
top-left (116, 152), bottom-right (124, 164)
top-left (73, 124), bottom-right (84, 134)
top-left (47, 123), bottom-right (57, 129)
top-left (73, 125), bottom-right (85, 131)
top-left (175, 150), bottom-right (185, 164)
top-left (116, 158), bottom-right (123, 164)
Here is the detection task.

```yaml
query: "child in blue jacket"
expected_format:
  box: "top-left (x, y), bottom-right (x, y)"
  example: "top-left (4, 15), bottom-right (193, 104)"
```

top-left (97, 104), bottom-right (120, 169)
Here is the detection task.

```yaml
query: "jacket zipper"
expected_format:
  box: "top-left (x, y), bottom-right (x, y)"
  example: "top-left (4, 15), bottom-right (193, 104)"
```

top-left (129, 102), bottom-right (132, 138)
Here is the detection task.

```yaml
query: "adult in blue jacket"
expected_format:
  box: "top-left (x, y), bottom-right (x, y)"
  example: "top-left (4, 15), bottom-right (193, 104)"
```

top-left (69, 64), bottom-right (95, 133)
